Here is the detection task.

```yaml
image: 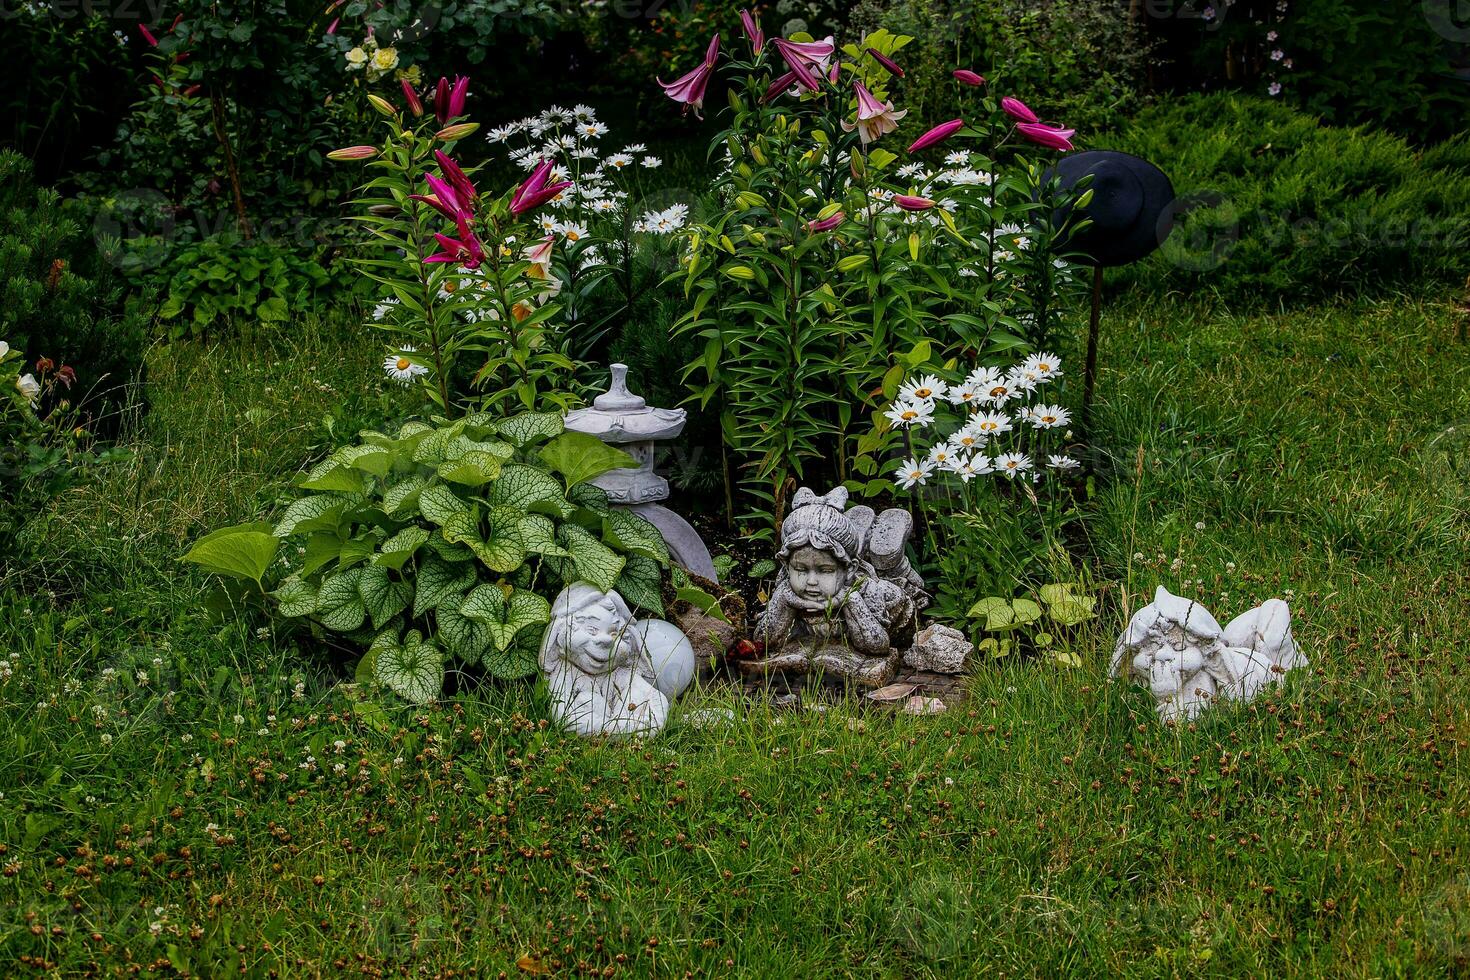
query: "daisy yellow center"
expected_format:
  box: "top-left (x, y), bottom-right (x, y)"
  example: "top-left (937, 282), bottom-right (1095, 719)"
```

top-left (1038, 362), bottom-right (1051, 372)
top-left (990, 386), bottom-right (1007, 397)
top-left (395, 358), bottom-right (411, 371)
top-left (914, 387), bottom-right (932, 399)
top-left (980, 422), bottom-right (995, 431)
top-left (1042, 414), bottom-right (1057, 423)
top-left (1005, 461), bottom-right (1017, 469)
top-left (901, 410), bottom-right (918, 420)
top-left (565, 230), bottom-right (580, 241)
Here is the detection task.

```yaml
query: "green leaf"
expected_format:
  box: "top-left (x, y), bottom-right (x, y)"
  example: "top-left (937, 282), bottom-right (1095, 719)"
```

top-left (317, 568), bottom-right (367, 632)
top-left (559, 524), bottom-right (625, 593)
top-left (298, 459), bottom-right (366, 493)
top-left (358, 565), bottom-right (411, 629)
top-left (333, 443), bottom-right (393, 478)
top-left (418, 483), bottom-right (468, 525)
top-left (412, 423), bottom-right (465, 465)
top-left (537, 431), bottom-right (638, 490)
top-left (460, 585), bottom-right (551, 652)
top-left (518, 514), bottom-right (566, 556)
top-left (568, 482), bottom-right (611, 515)
top-left (482, 631), bottom-right (539, 681)
top-left (437, 450), bottom-right (504, 487)
top-left (373, 630), bottom-right (444, 704)
top-left (374, 526), bottom-right (430, 570)
top-left (181, 522), bottom-right (278, 588)
top-left (1039, 583), bottom-right (1078, 606)
top-left (274, 495), bottom-right (345, 538)
top-left (1047, 597), bottom-right (1097, 626)
top-left (273, 576), bottom-right (319, 617)
top-left (675, 585), bottom-right (728, 622)
top-left (490, 463), bottom-right (570, 516)
top-left (301, 532), bottom-right (344, 576)
top-left (442, 508), bottom-right (527, 573)
top-left (435, 604), bottom-right (492, 663)
top-left (603, 510), bottom-right (669, 564)
top-left (412, 556), bottom-right (476, 617)
top-left (1011, 599), bottom-right (1043, 624)
top-left (967, 596), bottom-right (1010, 619)
top-left (382, 475), bottom-right (428, 516)
top-left (496, 411), bottom-right (563, 448)
top-left (615, 554), bottom-right (664, 616)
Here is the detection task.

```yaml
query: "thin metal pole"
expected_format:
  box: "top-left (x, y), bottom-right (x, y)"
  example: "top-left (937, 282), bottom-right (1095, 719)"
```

top-left (1082, 264), bottom-right (1103, 433)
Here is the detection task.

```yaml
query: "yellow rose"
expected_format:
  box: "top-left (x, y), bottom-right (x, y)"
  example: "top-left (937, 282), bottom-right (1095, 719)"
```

top-left (371, 47), bottom-right (398, 72)
top-left (344, 47), bottom-right (367, 68)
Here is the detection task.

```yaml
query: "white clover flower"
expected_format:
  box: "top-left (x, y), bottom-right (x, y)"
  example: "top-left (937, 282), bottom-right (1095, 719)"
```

top-left (995, 452), bottom-right (1033, 479)
top-left (883, 398), bottom-right (934, 429)
top-left (893, 457), bottom-right (934, 489)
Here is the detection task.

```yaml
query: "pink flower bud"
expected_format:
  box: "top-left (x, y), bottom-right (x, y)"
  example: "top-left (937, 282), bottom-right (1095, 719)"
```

top-left (893, 195), bottom-right (936, 211)
top-left (907, 118), bottom-right (964, 154)
top-left (326, 145), bottom-right (381, 161)
top-left (1001, 97), bottom-right (1038, 123)
top-left (953, 69), bottom-right (985, 86)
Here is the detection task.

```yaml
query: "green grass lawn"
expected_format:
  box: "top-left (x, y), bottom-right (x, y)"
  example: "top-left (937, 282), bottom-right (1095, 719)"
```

top-left (1, 295), bottom-right (1467, 976)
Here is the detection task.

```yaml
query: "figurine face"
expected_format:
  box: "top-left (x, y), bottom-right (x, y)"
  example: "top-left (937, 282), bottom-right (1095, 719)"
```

top-left (566, 599), bottom-right (631, 675)
top-left (1133, 624), bottom-right (1206, 697)
top-left (786, 545), bottom-right (845, 604)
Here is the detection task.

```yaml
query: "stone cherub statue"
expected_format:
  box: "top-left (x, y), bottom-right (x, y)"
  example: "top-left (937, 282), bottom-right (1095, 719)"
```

top-left (1111, 586), bottom-right (1306, 722)
top-left (751, 487), bottom-right (922, 686)
top-left (539, 584), bottom-right (670, 737)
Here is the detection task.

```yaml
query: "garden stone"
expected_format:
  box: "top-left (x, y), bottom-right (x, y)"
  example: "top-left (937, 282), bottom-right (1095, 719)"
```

top-left (635, 618), bottom-right (696, 698)
top-left (564, 364), bottom-right (719, 581)
top-left (748, 487), bottom-right (922, 688)
top-left (903, 623), bottom-right (973, 674)
top-left (540, 584), bottom-right (670, 738)
top-left (1110, 586), bottom-right (1306, 722)
top-left (671, 605), bottom-right (738, 665)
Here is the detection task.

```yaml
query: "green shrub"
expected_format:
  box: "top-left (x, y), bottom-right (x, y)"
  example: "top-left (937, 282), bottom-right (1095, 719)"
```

top-left (1106, 94), bottom-right (1470, 304)
top-left (183, 411), bottom-right (670, 703)
top-left (0, 150), bottom-right (148, 432)
top-left (845, 0), bottom-right (1155, 133)
top-left (158, 235), bottom-right (338, 337)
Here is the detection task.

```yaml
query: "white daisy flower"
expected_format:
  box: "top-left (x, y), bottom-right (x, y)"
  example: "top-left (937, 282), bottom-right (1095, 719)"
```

top-left (883, 398), bottom-right (934, 429)
top-left (894, 457), bottom-right (934, 489)
top-left (579, 121), bottom-right (609, 139)
top-left (995, 452), bottom-right (1033, 479)
top-left (1028, 404), bottom-right (1070, 429)
top-left (926, 442), bottom-right (960, 470)
top-left (946, 382), bottom-right (981, 408)
top-left (371, 297), bottom-right (399, 321)
top-left (899, 374), bottom-right (947, 404)
top-left (955, 454), bottom-right (993, 482)
top-left (896, 163), bottom-right (927, 179)
top-left (943, 150), bottom-right (969, 166)
top-left (383, 347), bottom-right (428, 386)
top-left (486, 125), bottom-right (517, 143)
top-left (554, 221), bottom-right (590, 243)
top-left (622, 143), bottom-right (647, 154)
top-left (605, 153), bottom-right (634, 169)
top-left (950, 424), bottom-right (987, 452)
top-left (641, 156), bottom-right (663, 168)
top-left (572, 104), bottom-right (598, 121)
top-left (1047, 454), bottom-right (1080, 470)
top-left (970, 411), bottom-right (1011, 436)
top-left (1023, 351), bottom-right (1062, 380)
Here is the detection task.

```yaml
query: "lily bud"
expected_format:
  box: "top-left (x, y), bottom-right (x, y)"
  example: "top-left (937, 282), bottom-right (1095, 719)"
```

top-left (893, 195), bottom-right (935, 211)
top-left (327, 145), bottom-right (380, 161)
top-left (867, 47), bottom-right (904, 78)
top-left (401, 79), bottom-right (423, 117)
top-left (952, 69), bottom-right (985, 87)
top-left (435, 122), bottom-right (479, 142)
top-left (366, 93), bottom-right (397, 118)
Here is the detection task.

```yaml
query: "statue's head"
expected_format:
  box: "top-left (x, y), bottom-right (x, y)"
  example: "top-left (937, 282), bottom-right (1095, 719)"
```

top-left (776, 488), bottom-right (860, 603)
top-left (540, 583), bottom-right (637, 677)
top-left (1120, 587), bottom-right (1226, 698)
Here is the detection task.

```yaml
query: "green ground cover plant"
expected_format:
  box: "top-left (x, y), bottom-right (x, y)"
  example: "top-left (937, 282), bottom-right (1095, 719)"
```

top-left (1, 295), bottom-right (1465, 975)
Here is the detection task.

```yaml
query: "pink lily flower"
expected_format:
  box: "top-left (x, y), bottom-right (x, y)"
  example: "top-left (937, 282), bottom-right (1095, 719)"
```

top-left (953, 69), bottom-right (985, 86)
top-left (1015, 122), bottom-right (1075, 151)
top-left (433, 150), bottom-right (477, 206)
top-left (807, 211), bottom-right (845, 232)
top-left (658, 34), bottom-right (720, 118)
top-left (510, 159), bottom-right (573, 216)
top-left (773, 36), bottom-right (834, 72)
top-left (907, 118), bottom-right (964, 154)
top-left (841, 82), bottom-right (907, 146)
top-left (867, 47), bottom-right (904, 78)
top-left (408, 192), bottom-right (462, 222)
top-left (740, 9), bottom-right (763, 54)
top-left (762, 70), bottom-right (799, 103)
top-left (422, 173), bottom-right (465, 216)
top-left (893, 195), bottom-right (936, 211)
top-left (425, 216), bottom-right (484, 269)
top-left (1001, 97), bottom-right (1038, 123)
top-left (434, 76), bottom-right (470, 124)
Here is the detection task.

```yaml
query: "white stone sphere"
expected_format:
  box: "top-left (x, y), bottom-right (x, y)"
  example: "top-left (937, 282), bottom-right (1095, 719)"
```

top-left (635, 619), bottom-right (695, 699)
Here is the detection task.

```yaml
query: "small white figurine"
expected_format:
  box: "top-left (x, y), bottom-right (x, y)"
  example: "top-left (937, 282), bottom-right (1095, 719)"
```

top-left (539, 584), bottom-right (670, 737)
top-left (1111, 586), bottom-right (1306, 721)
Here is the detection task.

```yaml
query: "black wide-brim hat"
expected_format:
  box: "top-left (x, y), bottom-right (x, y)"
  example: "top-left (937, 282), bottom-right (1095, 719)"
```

top-left (1044, 150), bottom-right (1176, 268)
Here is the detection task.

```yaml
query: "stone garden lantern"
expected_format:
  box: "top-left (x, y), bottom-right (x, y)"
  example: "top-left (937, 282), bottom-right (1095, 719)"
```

top-left (565, 364), bottom-right (719, 582)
